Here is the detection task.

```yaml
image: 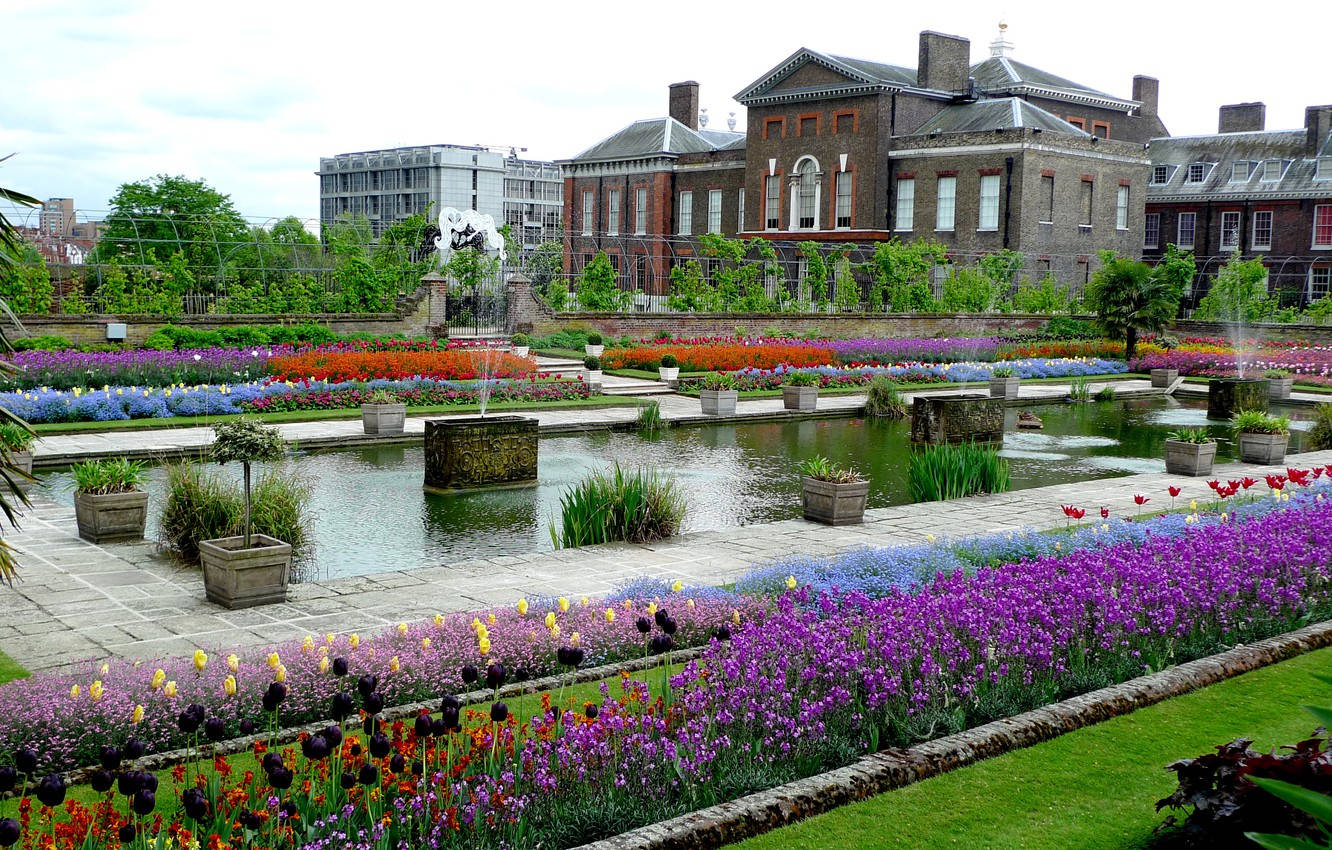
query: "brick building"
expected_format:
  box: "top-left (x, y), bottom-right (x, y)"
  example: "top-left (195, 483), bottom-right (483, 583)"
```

top-left (560, 24), bottom-right (1161, 298)
top-left (1143, 103), bottom-right (1332, 307)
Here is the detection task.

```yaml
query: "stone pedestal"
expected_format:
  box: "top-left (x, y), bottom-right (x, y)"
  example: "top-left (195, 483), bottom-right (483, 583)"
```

top-left (1207, 378), bottom-right (1269, 419)
top-left (424, 415), bottom-right (538, 492)
top-left (910, 394), bottom-right (1005, 445)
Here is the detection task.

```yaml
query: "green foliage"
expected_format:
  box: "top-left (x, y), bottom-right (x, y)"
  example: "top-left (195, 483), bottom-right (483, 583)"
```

top-left (211, 418), bottom-right (287, 465)
top-left (11, 334), bottom-right (75, 351)
top-left (699, 372), bottom-right (736, 391)
top-left (70, 457), bottom-right (146, 494)
top-left (783, 371), bottom-right (820, 387)
top-left (0, 241), bottom-right (53, 313)
top-left (659, 353), bottom-right (678, 368)
top-left (1195, 251), bottom-right (1273, 322)
top-left (1233, 410), bottom-right (1290, 435)
top-left (1042, 317), bottom-right (1101, 340)
top-left (977, 249), bottom-right (1025, 291)
top-left (1067, 376), bottom-right (1093, 402)
top-left (510, 332), bottom-right (528, 346)
top-left (939, 267), bottom-right (999, 313)
top-left (544, 279), bottom-right (570, 311)
top-left (1012, 273), bottom-right (1071, 314)
top-left (551, 464), bottom-right (685, 548)
top-left (1084, 255), bottom-right (1186, 360)
top-left (142, 322), bottom-right (338, 350)
top-left (90, 174), bottom-right (249, 273)
top-left (864, 376), bottom-right (907, 418)
top-left (586, 331), bottom-right (603, 346)
top-left (363, 389), bottom-right (397, 405)
top-left (798, 241), bottom-right (830, 310)
top-left (635, 400), bottom-right (665, 435)
top-left (798, 455), bottom-right (864, 484)
top-left (1095, 385), bottom-right (1116, 401)
top-left (991, 366), bottom-right (1014, 378)
top-left (583, 356), bottom-right (601, 371)
top-left (1168, 427), bottom-right (1215, 444)
top-left (832, 251), bottom-right (860, 312)
top-left (0, 422), bottom-right (35, 452)
top-left (865, 238), bottom-right (944, 312)
top-left (524, 240), bottom-right (564, 287)
top-left (1308, 405), bottom-right (1332, 451)
top-left (907, 443), bottom-right (1010, 502)
top-left (576, 252), bottom-right (631, 311)
top-left (158, 461), bottom-right (310, 562)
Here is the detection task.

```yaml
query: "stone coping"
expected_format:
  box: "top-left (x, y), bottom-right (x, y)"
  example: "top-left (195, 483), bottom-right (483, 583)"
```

top-left (574, 618), bottom-right (1332, 850)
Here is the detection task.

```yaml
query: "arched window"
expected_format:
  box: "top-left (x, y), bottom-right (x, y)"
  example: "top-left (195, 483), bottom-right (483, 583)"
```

top-left (791, 156), bottom-right (821, 230)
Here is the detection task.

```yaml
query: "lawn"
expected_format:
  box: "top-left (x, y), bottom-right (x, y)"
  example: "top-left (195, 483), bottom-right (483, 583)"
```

top-left (672, 374), bottom-right (1150, 399)
top-left (0, 649), bottom-right (27, 685)
top-left (734, 645), bottom-right (1332, 850)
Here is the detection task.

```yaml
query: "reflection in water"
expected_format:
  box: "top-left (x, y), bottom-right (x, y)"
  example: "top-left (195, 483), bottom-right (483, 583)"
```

top-left (34, 397), bottom-right (1312, 581)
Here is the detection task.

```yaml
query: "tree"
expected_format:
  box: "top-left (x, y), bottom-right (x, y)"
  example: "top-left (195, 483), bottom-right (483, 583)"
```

top-left (576, 251), bottom-right (630, 311)
top-left (1194, 251), bottom-right (1271, 323)
top-left (1084, 255), bottom-right (1186, 361)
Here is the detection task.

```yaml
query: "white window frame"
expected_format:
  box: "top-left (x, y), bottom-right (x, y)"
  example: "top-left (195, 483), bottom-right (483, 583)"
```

top-left (634, 187), bottom-right (647, 235)
top-left (1315, 204), bottom-right (1332, 250)
top-left (1115, 185), bottom-right (1130, 230)
top-left (895, 177), bottom-right (915, 231)
top-left (1220, 210), bottom-right (1241, 250)
top-left (1252, 210), bottom-right (1273, 251)
top-left (707, 189), bottom-right (722, 234)
top-left (1311, 266), bottom-right (1332, 301)
top-left (581, 189), bottom-right (593, 235)
top-left (978, 174), bottom-right (1000, 231)
top-left (1150, 165), bottom-right (1171, 185)
top-left (678, 191), bottom-right (693, 235)
top-left (764, 175), bottom-right (781, 230)
top-left (1230, 161), bottom-right (1251, 182)
top-left (1178, 212), bottom-right (1196, 249)
top-left (1144, 213), bottom-right (1160, 249)
top-left (935, 175), bottom-right (956, 232)
top-left (791, 156), bottom-right (821, 231)
top-left (1186, 162), bottom-right (1211, 183)
top-left (1317, 158), bottom-right (1332, 181)
top-left (606, 188), bottom-right (620, 236)
top-left (737, 188), bottom-right (745, 231)
top-left (835, 171), bottom-right (852, 229)
top-left (1261, 159), bottom-right (1286, 182)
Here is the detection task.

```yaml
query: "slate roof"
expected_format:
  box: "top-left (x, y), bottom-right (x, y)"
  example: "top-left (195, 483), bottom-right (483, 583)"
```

top-left (968, 57), bottom-right (1129, 106)
top-left (1147, 130), bottom-right (1332, 201)
top-left (568, 118), bottom-right (745, 162)
top-left (826, 55), bottom-right (917, 87)
top-left (910, 97), bottom-right (1090, 136)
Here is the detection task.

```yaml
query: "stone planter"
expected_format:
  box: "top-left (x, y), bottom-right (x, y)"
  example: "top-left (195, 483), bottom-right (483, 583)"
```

top-left (988, 376), bottom-right (1019, 399)
top-left (1151, 368), bottom-right (1179, 388)
top-left (512, 345), bottom-right (530, 358)
top-left (659, 366), bottom-right (679, 383)
top-left (1237, 431), bottom-right (1289, 465)
top-left (200, 534), bottom-right (293, 609)
top-left (361, 402), bottom-right (407, 436)
top-left (74, 490), bottom-right (149, 543)
top-left (10, 450), bottom-right (33, 491)
top-left (583, 369), bottom-right (603, 387)
top-left (584, 343), bottom-right (604, 358)
top-left (424, 415), bottom-right (539, 491)
top-left (1207, 378), bottom-right (1269, 419)
top-left (1267, 377), bottom-right (1294, 400)
top-left (1164, 439), bottom-right (1217, 476)
top-left (910, 394), bottom-right (1005, 445)
top-left (700, 389), bottom-right (738, 416)
top-left (802, 477), bottom-right (869, 526)
top-left (782, 385), bottom-right (819, 412)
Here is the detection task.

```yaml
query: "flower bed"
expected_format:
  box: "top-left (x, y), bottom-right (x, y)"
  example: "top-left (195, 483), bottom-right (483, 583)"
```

top-left (1132, 345), bottom-right (1332, 385)
top-left (725, 357), bottom-right (1127, 390)
top-left (828, 336), bottom-right (1001, 364)
top-left (996, 339), bottom-right (1129, 361)
top-left (245, 378), bottom-right (590, 413)
top-left (1, 347), bottom-right (289, 391)
top-left (267, 349), bottom-right (537, 383)
top-left (602, 343), bottom-right (835, 372)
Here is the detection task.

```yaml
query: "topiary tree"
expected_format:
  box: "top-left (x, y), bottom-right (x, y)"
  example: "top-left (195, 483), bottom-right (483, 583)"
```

top-left (1084, 254), bottom-right (1186, 361)
top-left (210, 418), bottom-right (286, 549)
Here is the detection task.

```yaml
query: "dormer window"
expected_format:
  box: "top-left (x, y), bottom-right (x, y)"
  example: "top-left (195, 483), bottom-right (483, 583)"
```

top-left (1317, 158), bottom-right (1332, 181)
top-left (1261, 159), bottom-right (1287, 182)
top-left (1186, 162), bottom-right (1212, 183)
top-left (1230, 161), bottom-right (1252, 182)
top-left (1151, 165), bottom-right (1172, 185)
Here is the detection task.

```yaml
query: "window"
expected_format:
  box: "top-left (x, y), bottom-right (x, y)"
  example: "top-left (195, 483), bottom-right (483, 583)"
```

top-left (763, 117), bottom-right (784, 140)
top-left (678, 191), bottom-right (693, 235)
top-left (895, 178), bottom-right (915, 230)
top-left (1261, 159), bottom-right (1286, 181)
top-left (1316, 205), bottom-right (1332, 248)
top-left (796, 159), bottom-right (818, 229)
top-left (935, 176), bottom-right (956, 231)
top-left (634, 187), bottom-right (647, 234)
top-left (1318, 158), bottom-right (1332, 181)
top-left (738, 188), bottom-right (745, 231)
top-left (1252, 210), bottom-right (1273, 250)
top-left (835, 171), bottom-right (852, 228)
top-left (834, 111), bottom-right (855, 134)
top-left (1080, 180), bottom-right (1093, 227)
top-left (1178, 212), bottom-right (1196, 249)
top-left (1231, 161), bottom-right (1252, 182)
top-left (581, 189), bottom-right (593, 235)
top-left (978, 174), bottom-right (1000, 231)
top-left (798, 115), bottom-right (818, 137)
top-left (765, 175), bottom-right (780, 229)
top-left (1067, 116), bottom-right (1086, 131)
top-left (1144, 213), bottom-right (1160, 248)
top-left (1151, 165), bottom-right (1171, 185)
top-left (1220, 211), bottom-right (1241, 249)
top-left (1186, 163), bottom-right (1211, 183)
top-left (607, 189), bottom-right (620, 235)
top-left (707, 189), bottom-right (722, 233)
top-left (1091, 121), bottom-right (1110, 139)
top-left (1312, 267), bottom-right (1332, 301)
top-left (1116, 185), bottom-right (1130, 230)
top-left (1040, 175), bottom-right (1055, 223)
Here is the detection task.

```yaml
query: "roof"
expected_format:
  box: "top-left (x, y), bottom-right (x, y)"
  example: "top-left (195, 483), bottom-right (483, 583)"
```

top-left (826, 54), bottom-right (917, 87)
top-left (910, 97), bottom-right (1090, 136)
top-left (1147, 130), bottom-right (1331, 201)
top-left (568, 118), bottom-right (744, 162)
top-left (968, 57), bottom-right (1130, 107)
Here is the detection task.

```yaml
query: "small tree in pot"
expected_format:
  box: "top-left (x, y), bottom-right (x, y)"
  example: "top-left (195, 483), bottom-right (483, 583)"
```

top-left (781, 370), bottom-right (820, 412)
top-left (658, 353), bottom-right (679, 383)
top-left (583, 355), bottom-right (603, 388)
top-left (1265, 369), bottom-right (1295, 400)
top-left (799, 455), bottom-right (868, 525)
top-left (72, 458), bottom-right (148, 543)
top-left (1163, 427), bottom-right (1217, 477)
top-left (510, 332), bottom-right (530, 358)
top-left (1234, 410), bottom-right (1290, 465)
top-left (584, 331), bottom-right (604, 358)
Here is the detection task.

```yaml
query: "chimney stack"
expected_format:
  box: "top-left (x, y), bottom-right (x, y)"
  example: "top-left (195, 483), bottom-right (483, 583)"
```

top-left (1218, 102), bottom-right (1266, 133)
top-left (669, 81), bottom-right (700, 131)
top-left (1307, 104), bottom-right (1332, 155)
top-left (917, 31), bottom-right (971, 93)
top-left (1132, 76), bottom-right (1159, 118)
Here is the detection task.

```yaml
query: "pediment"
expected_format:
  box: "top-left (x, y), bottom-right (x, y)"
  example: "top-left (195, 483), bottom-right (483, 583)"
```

top-left (771, 60), bottom-right (862, 91)
top-left (736, 48), bottom-right (880, 104)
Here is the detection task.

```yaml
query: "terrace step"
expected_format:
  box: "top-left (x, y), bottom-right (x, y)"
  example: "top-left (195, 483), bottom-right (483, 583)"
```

top-left (599, 382), bottom-right (673, 396)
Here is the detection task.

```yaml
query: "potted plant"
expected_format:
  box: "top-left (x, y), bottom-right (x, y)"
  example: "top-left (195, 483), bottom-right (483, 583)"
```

top-left (72, 458), bottom-right (149, 543)
top-left (199, 419), bottom-right (292, 609)
top-left (584, 332), bottom-right (604, 358)
top-left (1151, 366), bottom-right (1180, 388)
top-left (658, 353), bottom-right (679, 384)
top-left (1164, 427), bottom-right (1217, 477)
top-left (781, 370), bottom-right (820, 412)
top-left (1265, 369), bottom-right (1294, 400)
top-left (699, 372), bottom-right (738, 416)
top-left (799, 455), bottom-right (869, 525)
top-left (360, 388), bottom-right (406, 436)
top-left (989, 365), bottom-right (1019, 399)
top-left (0, 421), bottom-right (37, 489)
top-left (1234, 410), bottom-right (1291, 465)
top-left (583, 355), bottom-right (603, 387)
top-left (511, 332), bottom-right (530, 358)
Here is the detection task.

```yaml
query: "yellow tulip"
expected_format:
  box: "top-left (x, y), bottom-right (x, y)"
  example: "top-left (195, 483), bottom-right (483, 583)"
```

top-left (275, 665), bottom-right (287, 683)
top-left (349, 633), bottom-right (360, 649)
top-left (785, 575), bottom-right (797, 590)
top-left (472, 618), bottom-right (484, 634)
top-left (487, 613), bottom-right (496, 626)
top-left (542, 611), bottom-right (554, 629)
top-left (647, 602), bottom-right (658, 616)
top-left (732, 609), bottom-right (742, 625)
top-left (301, 635), bottom-right (314, 652)
top-left (604, 608), bottom-right (615, 623)
top-left (671, 580), bottom-right (683, 593)
top-left (131, 705), bottom-right (144, 724)
top-left (580, 596), bottom-right (589, 606)
top-left (478, 636), bottom-right (491, 656)
top-left (89, 680), bottom-right (103, 702)
top-left (266, 652), bottom-right (281, 669)
top-left (151, 669), bottom-right (166, 690)
top-left (389, 656), bottom-right (400, 673)
top-left (476, 625), bottom-right (488, 641)
top-left (193, 650), bottom-right (208, 671)
top-left (926, 533), bottom-right (937, 543)
top-left (100, 663), bottom-right (109, 676)
top-left (317, 645), bottom-right (328, 657)
top-left (550, 624), bottom-right (561, 639)
top-left (687, 598), bottom-right (696, 609)
top-left (558, 597), bottom-right (570, 613)
top-left (570, 632), bottom-right (580, 647)
top-left (224, 675), bottom-right (237, 697)
top-left (226, 653), bottom-right (239, 673)
top-left (164, 680), bottom-right (178, 698)
top-left (422, 637), bottom-right (431, 650)
top-left (517, 599), bottom-right (529, 617)
top-left (397, 623), bottom-right (408, 637)
top-left (318, 656), bottom-right (330, 674)
top-left (325, 633), bottom-right (336, 645)
top-left (433, 613), bottom-right (444, 627)
top-left (69, 684), bottom-right (80, 699)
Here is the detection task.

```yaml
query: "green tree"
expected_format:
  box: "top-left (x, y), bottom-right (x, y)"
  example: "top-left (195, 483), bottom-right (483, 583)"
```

top-left (1012, 273), bottom-right (1071, 314)
top-left (525, 240), bottom-right (564, 289)
top-left (576, 251), bottom-right (630, 311)
top-left (1084, 255), bottom-right (1186, 361)
top-left (0, 241), bottom-right (53, 314)
top-left (1194, 251), bottom-right (1271, 322)
top-left (940, 267), bottom-right (999, 312)
top-left (667, 259), bottom-right (714, 312)
top-left (977, 249), bottom-right (1025, 294)
top-left (864, 238), bottom-right (944, 312)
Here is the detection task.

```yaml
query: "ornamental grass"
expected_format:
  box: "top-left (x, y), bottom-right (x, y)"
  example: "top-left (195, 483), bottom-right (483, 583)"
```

top-left (906, 442), bottom-right (1010, 502)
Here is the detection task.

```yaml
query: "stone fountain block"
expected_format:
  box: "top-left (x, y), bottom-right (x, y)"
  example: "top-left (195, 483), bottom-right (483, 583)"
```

top-left (910, 394), bottom-right (1005, 445)
top-left (1207, 378), bottom-right (1269, 419)
top-left (424, 415), bottom-right (538, 492)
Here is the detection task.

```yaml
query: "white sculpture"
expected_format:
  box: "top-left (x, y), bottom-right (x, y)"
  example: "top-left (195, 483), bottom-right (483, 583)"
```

top-left (435, 207), bottom-right (506, 266)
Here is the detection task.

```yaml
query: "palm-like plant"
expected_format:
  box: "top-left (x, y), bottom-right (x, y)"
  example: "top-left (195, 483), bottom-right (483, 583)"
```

top-left (1084, 256), bottom-right (1187, 362)
top-left (0, 154), bottom-right (40, 584)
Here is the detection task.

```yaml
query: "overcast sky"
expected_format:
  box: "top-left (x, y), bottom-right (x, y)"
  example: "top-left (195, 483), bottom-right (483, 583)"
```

top-left (3, 0), bottom-right (1329, 226)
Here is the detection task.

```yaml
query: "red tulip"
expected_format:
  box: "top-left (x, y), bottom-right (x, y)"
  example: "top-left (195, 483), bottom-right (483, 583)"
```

top-left (1167, 486), bottom-right (1181, 497)
top-left (1265, 474), bottom-right (1286, 491)
top-left (1069, 508), bottom-right (1086, 520)
top-left (1133, 494), bottom-right (1150, 506)
top-left (1100, 506), bottom-right (1109, 519)
top-left (1242, 477), bottom-right (1258, 489)
top-left (1060, 504), bottom-right (1078, 518)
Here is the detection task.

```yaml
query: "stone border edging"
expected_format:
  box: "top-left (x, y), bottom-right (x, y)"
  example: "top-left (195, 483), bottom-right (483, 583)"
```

top-left (572, 618), bottom-right (1332, 850)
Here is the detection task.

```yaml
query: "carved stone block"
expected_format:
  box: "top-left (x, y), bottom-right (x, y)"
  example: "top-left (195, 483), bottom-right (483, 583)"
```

top-left (423, 415), bottom-right (538, 491)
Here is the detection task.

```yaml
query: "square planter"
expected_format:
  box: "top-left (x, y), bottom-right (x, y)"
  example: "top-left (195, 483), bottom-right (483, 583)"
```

top-left (1268, 377), bottom-right (1294, 400)
top-left (802, 477), bottom-right (869, 525)
top-left (700, 389), bottom-right (738, 416)
top-left (200, 534), bottom-right (293, 609)
top-left (1164, 439), bottom-right (1217, 476)
top-left (512, 345), bottom-right (530, 358)
top-left (659, 366), bottom-right (679, 383)
top-left (584, 344), bottom-right (604, 358)
top-left (1238, 432), bottom-right (1289, 465)
top-left (782, 385), bottom-right (819, 412)
top-left (361, 402), bottom-right (407, 436)
top-left (1151, 368), bottom-right (1179, 388)
top-left (988, 377), bottom-right (1019, 399)
top-left (74, 490), bottom-right (149, 543)
top-left (584, 369), bottom-right (603, 388)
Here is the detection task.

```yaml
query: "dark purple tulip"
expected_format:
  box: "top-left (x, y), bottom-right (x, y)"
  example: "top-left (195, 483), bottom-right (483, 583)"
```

top-left (389, 753), bottom-right (404, 774)
top-left (89, 768), bottom-right (114, 793)
top-left (203, 717), bottom-right (226, 742)
top-left (186, 703), bottom-right (205, 722)
top-left (0, 766), bottom-right (14, 794)
top-left (485, 663), bottom-right (506, 690)
top-left (0, 818), bottom-right (18, 848)
top-left (368, 732), bottom-right (391, 759)
top-left (661, 617), bottom-right (677, 636)
top-left (513, 666), bottom-right (529, 682)
top-left (99, 746), bottom-right (122, 770)
top-left (460, 664), bottom-right (478, 684)
top-left (239, 810), bottom-right (262, 830)
top-left (117, 770), bottom-right (144, 796)
top-left (411, 759), bottom-right (424, 776)
top-left (262, 681), bottom-right (287, 711)
top-left (141, 772), bottom-right (158, 793)
top-left (440, 706), bottom-right (460, 732)
top-left (358, 763), bottom-right (378, 786)
top-left (349, 742), bottom-right (362, 757)
top-left (322, 725), bottom-right (343, 749)
top-left (118, 823), bottom-right (136, 844)
top-left (649, 634), bottom-right (674, 654)
top-left (339, 771), bottom-right (356, 790)
top-left (177, 710), bottom-right (201, 734)
top-left (332, 657), bottom-right (349, 677)
top-left (431, 717), bottom-right (450, 737)
top-left (261, 752), bottom-right (284, 773)
top-left (440, 694), bottom-right (461, 712)
top-left (585, 703), bottom-right (599, 720)
top-left (280, 801), bottom-right (297, 819)
top-left (238, 719), bottom-right (255, 736)
top-left (301, 734), bottom-right (330, 761)
top-left (635, 616), bottom-right (651, 635)
top-left (356, 674), bottom-right (378, 698)
top-left (713, 625), bottom-right (731, 641)
top-left (13, 749), bottom-right (36, 775)
top-left (331, 692), bottom-right (355, 720)
top-left (181, 787), bottom-right (208, 820)
top-left (362, 692), bottom-right (384, 715)
top-left (132, 788), bottom-right (155, 816)
top-left (35, 774), bottom-right (65, 808)
top-left (413, 713), bottom-right (432, 739)
top-left (122, 738), bottom-right (145, 760)
top-left (654, 609), bottom-right (669, 629)
top-left (567, 646), bottom-right (584, 666)
top-left (490, 702), bottom-right (509, 723)
top-left (267, 765), bottom-right (293, 790)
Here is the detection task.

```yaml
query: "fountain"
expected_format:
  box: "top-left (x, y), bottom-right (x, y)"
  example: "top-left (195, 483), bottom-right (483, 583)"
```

top-left (910, 394), bottom-right (1005, 445)
top-left (1206, 288), bottom-right (1269, 418)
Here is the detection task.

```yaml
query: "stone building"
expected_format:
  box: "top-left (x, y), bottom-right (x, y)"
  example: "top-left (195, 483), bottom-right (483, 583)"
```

top-left (1143, 103), bottom-right (1332, 308)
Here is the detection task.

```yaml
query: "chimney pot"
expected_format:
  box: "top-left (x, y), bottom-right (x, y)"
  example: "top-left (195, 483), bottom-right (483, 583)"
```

top-left (1306, 105), bottom-right (1332, 155)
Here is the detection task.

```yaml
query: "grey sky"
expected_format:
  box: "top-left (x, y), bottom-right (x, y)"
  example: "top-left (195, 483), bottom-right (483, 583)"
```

top-left (3, 0), bottom-right (1329, 225)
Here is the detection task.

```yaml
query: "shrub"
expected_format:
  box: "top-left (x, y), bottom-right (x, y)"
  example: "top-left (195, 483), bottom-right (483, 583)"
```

top-left (159, 461), bottom-right (310, 562)
top-left (545, 279), bottom-right (569, 311)
top-left (635, 400), bottom-right (664, 435)
top-left (1263, 368), bottom-right (1290, 379)
top-left (583, 356), bottom-right (601, 371)
top-left (864, 376), bottom-right (907, 418)
top-left (660, 353), bottom-right (678, 369)
top-left (70, 458), bottom-right (145, 494)
top-left (551, 464), bottom-right (685, 548)
top-left (1233, 410), bottom-right (1290, 435)
top-left (1308, 405), bottom-right (1332, 451)
top-left (799, 455), bottom-right (863, 483)
top-left (576, 253), bottom-right (631, 311)
top-left (907, 443), bottom-right (1010, 502)
top-left (11, 335), bottom-right (76, 351)
top-left (1068, 375), bottom-right (1093, 402)
top-left (699, 372), bottom-right (735, 391)
top-left (783, 370), bottom-right (820, 387)
top-left (363, 388), bottom-right (397, 405)
top-left (0, 422), bottom-right (35, 453)
top-left (586, 332), bottom-right (603, 346)
top-left (510, 332), bottom-right (529, 346)
top-left (1168, 427), bottom-right (1215, 444)
top-left (1095, 385), bottom-right (1116, 401)
top-left (991, 366), bottom-right (1015, 378)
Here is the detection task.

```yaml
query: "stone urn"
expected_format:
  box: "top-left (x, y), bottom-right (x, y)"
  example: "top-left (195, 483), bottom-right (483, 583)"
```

top-left (1238, 432), bottom-right (1289, 465)
top-left (782, 385), bottom-right (818, 412)
top-left (583, 368), bottom-right (603, 387)
top-left (512, 345), bottom-right (530, 358)
top-left (659, 366), bottom-right (679, 383)
top-left (1164, 439), bottom-right (1217, 476)
top-left (200, 535), bottom-right (293, 609)
top-left (700, 389), bottom-right (738, 416)
top-left (1151, 368), bottom-right (1179, 388)
top-left (584, 343), bottom-right (604, 358)
top-left (74, 490), bottom-right (149, 544)
top-left (361, 402), bottom-right (407, 436)
top-left (1268, 376), bottom-right (1294, 400)
top-left (802, 477), bottom-right (869, 525)
top-left (988, 376), bottom-right (1020, 399)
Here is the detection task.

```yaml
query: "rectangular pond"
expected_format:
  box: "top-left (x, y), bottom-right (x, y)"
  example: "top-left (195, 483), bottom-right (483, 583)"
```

top-left (35, 396), bottom-right (1317, 582)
